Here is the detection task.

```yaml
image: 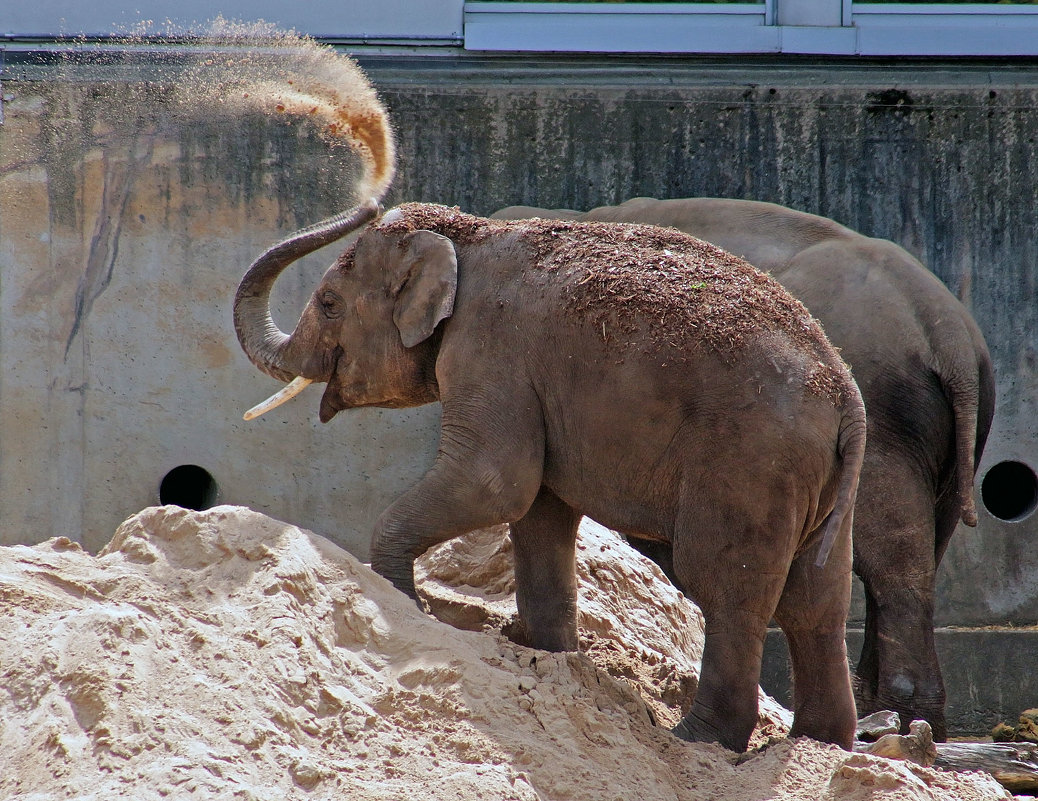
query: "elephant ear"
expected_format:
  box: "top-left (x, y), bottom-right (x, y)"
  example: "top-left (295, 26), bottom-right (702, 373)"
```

top-left (392, 230), bottom-right (459, 348)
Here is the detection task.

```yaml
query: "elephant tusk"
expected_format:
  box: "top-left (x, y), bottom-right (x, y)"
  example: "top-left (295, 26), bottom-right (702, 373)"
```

top-left (243, 376), bottom-right (314, 421)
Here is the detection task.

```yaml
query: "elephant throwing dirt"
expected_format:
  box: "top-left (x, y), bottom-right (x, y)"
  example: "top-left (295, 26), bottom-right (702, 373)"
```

top-left (493, 197), bottom-right (996, 740)
top-left (233, 200), bottom-right (867, 752)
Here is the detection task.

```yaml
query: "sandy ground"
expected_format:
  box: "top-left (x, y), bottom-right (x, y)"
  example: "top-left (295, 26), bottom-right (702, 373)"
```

top-left (0, 505), bottom-right (1011, 800)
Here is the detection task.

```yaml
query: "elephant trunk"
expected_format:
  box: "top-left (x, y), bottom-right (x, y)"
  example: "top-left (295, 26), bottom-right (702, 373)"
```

top-left (233, 198), bottom-right (381, 384)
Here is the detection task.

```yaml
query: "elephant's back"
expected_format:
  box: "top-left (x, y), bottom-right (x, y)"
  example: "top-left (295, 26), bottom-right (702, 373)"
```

top-left (778, 236), bottom-right (989, 460)
top-left (583, 197), bottom-right (854, 268)
top-left (776, 235), bottom-right (983, 378)
top-left (524, 217), bottom-right (845, 399)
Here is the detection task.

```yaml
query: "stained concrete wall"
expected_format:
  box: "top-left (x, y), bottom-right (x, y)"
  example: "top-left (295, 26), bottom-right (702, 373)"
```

top-left (0, 59), bottom-right (443, 557)
top-left (1, 55), bottom-right (1036, 639)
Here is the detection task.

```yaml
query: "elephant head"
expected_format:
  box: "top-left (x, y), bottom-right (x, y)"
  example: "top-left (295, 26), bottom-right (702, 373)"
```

top-left (233, 203), bottom-right (458, 422)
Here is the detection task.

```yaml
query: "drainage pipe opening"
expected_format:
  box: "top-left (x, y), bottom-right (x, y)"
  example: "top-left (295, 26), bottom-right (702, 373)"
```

top-left (159, 465), bottom-right (220, 511)
top-left (981, 460), bottom-right (1038, 523)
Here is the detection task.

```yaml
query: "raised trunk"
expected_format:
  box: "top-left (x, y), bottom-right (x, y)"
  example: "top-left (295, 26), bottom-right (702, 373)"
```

top-left (233, 199), bottom-right (380, 382)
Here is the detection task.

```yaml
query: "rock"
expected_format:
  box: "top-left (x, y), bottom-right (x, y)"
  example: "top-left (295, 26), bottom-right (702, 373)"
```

top-left (993, 722), bottom-right (1019, 743)
top-left (992, 708), bottom-right (1038, 743)
top-left (857, 710), bottom-right (903, 742)
top-left (857, 720), bottom-right (938, 767)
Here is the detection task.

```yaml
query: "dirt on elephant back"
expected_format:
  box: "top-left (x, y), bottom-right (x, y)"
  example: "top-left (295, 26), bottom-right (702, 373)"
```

top-left (0, 506), bottom-right (1009, 800)
top-left (375, 203), bottom-right (846, 403)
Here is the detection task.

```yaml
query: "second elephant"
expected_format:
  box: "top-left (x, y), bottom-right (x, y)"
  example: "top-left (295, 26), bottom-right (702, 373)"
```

top-left (493, 196), bottom-right (997, 740)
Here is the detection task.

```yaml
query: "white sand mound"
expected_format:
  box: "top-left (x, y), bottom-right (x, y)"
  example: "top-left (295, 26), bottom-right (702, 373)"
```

top-left (0, 506), bottom-right (1008, 800)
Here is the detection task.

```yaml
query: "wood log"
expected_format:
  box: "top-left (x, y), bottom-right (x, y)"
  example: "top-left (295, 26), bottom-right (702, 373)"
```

top-left (852, 712), bottom-right (1038, 793)
top-left (934, 741), bottom-right (1038, 794)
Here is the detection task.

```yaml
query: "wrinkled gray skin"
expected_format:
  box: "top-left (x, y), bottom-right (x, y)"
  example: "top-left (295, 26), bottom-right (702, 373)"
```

top-left (234, 201), bottom-right (867, 753)
top-left (493, 197), bottom-right (996, 741)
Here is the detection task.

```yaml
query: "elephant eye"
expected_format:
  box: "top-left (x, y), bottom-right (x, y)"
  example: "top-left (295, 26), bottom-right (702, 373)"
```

top-left (318, 290), bottom-right (345, 319)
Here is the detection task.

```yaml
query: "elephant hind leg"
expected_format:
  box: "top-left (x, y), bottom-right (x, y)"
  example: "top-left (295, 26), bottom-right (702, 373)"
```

top-left (856, 586), bottom-right (946, 740)
top-left (670, 500), bottom-right (797, 752)
top-left (671, 614), bottom-right (769, 752)
top-left (773, 530), bottom-right (857, 749)
top-left (852, 457), bottom-right (946, 740)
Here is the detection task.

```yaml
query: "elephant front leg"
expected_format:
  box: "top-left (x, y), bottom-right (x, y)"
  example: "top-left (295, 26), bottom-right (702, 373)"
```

top-left (370, 467), bottom-right (541, 599)
top-left (510, 487), bottom-right (581, 652)
top-left (370, 406), bottom-right (546, 600)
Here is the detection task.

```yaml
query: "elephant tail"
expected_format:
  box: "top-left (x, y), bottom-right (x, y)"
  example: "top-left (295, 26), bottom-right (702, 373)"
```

top-left (942, 336), bottom-right (996, 528)
top-left (815, 390), bottom-right (868, 568)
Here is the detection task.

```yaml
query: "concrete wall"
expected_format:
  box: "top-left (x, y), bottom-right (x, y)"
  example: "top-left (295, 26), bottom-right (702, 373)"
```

top-left (0, 60), bottom-right (442, 556)
top-left (1, 55), bottom-right (1036, 637)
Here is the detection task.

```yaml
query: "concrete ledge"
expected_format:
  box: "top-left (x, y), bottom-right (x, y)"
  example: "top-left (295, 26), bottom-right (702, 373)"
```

top-left (761, 627), bottom-right (1038, 737)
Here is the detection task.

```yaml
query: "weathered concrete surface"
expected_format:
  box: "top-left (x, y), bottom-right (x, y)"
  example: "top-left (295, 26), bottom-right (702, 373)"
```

top-left (0, 55), bottom-right (1036, 638)
top-left (0, 61), bottom-right (441, 554)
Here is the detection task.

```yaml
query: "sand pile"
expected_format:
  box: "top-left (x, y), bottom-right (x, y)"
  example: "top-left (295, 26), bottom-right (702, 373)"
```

top-left (0, 506), bottom-right (1009, 800)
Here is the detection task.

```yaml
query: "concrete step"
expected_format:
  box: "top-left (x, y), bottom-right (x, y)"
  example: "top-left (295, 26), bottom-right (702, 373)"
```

top-left (761, 627), bottom-right (1038, 737)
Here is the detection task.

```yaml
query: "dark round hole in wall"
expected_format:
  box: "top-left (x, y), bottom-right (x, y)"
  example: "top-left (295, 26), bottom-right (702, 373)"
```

top-left (981, 460), bottom-right (1038, 522)
top-left (159, 465), bottom-right (219, 511)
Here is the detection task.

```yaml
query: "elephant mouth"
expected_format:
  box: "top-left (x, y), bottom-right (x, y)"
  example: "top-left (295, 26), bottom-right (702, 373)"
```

top-left (318, 381), bottom-right (344, 423)
top-left (241, 373), bottom-right (343, 423)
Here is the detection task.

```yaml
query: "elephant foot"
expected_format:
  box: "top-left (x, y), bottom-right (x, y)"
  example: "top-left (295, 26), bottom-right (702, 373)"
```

top-left (855, 682), bottom-right (947, 742)
top-left (502, 616), bottom-right (578, 652)
top-left (370, 552), bottom-right (420, 601)
top-left (673, 711), bottom-right (751, 753)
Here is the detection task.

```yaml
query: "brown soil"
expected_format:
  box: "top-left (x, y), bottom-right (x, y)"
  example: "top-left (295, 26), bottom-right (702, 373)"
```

top-left (174, 20), bottom-right (397, 202)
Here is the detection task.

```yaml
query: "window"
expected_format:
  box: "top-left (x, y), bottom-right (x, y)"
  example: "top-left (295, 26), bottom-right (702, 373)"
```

top-left (463, 0), bottom-right (1038, 54)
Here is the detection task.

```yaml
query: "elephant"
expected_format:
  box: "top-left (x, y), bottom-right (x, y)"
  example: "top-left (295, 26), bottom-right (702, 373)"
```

top-left (233, 199), bottom-right (868, 753)
top-left (492, 197), bottom-right (996, 740)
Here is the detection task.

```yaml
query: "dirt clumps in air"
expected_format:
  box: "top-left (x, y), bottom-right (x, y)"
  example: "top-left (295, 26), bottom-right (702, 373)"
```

top-left (170, 18), bottom-right (397, 201)
top-left (0, 505), bottom-right (1010, 800)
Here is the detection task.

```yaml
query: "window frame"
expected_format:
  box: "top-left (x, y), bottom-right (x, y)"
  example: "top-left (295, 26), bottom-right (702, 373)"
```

top-left (462, 0), bottom-right (1038, 56)
top-left (2, 0), bottom-right (1036, 57)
